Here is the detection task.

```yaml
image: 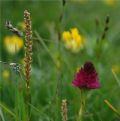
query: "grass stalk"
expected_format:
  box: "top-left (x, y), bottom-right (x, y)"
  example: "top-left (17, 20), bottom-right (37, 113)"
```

top-left (104, 100), bottom-right (120, 117)
top-left (61, 99), bottom-right (68, 121)
top-left (24, 10), bottom-right (33, 121)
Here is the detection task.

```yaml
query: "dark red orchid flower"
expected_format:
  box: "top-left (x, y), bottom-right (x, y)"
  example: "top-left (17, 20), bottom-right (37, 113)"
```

top-left (72, 62), bottom-right (100, 89)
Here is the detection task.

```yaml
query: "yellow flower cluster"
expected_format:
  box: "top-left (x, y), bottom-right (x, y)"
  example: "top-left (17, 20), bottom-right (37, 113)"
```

top-left (62, 28), bottom-right (85, 53)
top-left (2, 70), bottom-right (10, 80)
top-left (103, 0), bottom-right (116, 6)
top-left (4, 35), bottom-right (24, 54)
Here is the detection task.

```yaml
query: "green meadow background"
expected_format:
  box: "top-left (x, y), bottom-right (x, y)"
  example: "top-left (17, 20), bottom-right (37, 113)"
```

top-left (0, 0), bottom-right (120, 121)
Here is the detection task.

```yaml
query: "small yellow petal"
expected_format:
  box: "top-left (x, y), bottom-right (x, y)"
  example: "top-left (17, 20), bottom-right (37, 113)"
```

top-left (71, 28), bottom-right (79, 40)
top-left (62, 31), bottom-right (71, 41)
top-left (71, 40), bottom-right (80, 52)
top-left (76, 67), bottom-right (81, 73)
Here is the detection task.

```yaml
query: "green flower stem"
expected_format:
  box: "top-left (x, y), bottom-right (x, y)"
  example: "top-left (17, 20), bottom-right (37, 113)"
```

top-left (77, 89), bottom-right (87, 121)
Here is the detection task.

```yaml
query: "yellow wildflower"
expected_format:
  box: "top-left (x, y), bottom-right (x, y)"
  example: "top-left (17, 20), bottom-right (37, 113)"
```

top-left (62, 28), bottom-right (85, 53)
top-left (4, 35), bottom-right (24, 54)
top-left (103, 0), bottom-right (116, 6)
top-left (2, 70), bottom-right (10, 79)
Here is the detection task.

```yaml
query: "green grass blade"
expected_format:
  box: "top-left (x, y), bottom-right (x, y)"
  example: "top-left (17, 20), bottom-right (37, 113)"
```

top-left (0, 108), bottom-right (5, 121)
top-left (0, 102), bottom-right (16, 118)
top-left (34, 31), bottom-right (58, 67)
top-left (112, 69), bottom-right (120, 87)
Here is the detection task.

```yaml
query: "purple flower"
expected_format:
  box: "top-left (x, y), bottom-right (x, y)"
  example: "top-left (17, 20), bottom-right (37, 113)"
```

top-left (72, 62), bottom-right (100, 89)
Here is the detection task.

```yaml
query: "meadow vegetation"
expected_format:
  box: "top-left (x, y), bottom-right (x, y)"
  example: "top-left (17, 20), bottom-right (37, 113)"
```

top-left (0, 0), bottom-right (120, 121)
